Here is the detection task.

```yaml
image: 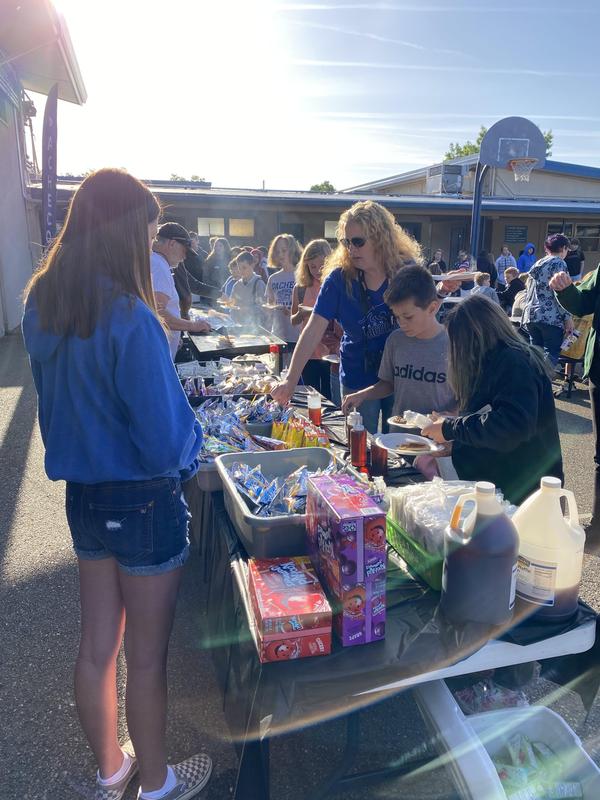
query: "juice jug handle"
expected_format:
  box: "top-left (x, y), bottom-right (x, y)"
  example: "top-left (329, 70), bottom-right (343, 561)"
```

top-left (559, 488), bottom-right (580, 528)
top-left (450, 491), bottom-right (477, 531)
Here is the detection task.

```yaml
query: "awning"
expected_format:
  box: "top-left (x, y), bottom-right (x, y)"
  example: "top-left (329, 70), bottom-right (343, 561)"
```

top-left (0, 0), bottom-right (86, 104)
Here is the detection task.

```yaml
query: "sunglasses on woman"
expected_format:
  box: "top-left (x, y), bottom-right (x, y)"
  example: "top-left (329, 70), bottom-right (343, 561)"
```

top-left (340, 237), bottom-right (368, 249)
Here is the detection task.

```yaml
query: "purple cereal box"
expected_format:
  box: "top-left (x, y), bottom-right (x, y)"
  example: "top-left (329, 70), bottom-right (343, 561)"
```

top-left (333, 577), bottom-right (387, 647)
top-left (306, 475), bottom-right (386, 646)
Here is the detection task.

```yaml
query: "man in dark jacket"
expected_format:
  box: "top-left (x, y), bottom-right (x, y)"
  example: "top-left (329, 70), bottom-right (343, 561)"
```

top-left (552, 266), bottom-right (600, 546)
top-left (497, 268), bottom-right (526, 313)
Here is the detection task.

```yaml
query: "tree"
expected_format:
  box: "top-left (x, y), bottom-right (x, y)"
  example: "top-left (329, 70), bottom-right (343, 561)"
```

top-left (169, 173), bottom-right (206, 182)
top-left (444, 126), bottom-right (553, 161)
top-left (310, 180), bottom-right (336, 193)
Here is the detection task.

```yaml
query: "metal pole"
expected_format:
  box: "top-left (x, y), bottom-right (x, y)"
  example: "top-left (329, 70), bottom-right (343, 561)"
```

top-left (470, 162), bottom-right (489, 257)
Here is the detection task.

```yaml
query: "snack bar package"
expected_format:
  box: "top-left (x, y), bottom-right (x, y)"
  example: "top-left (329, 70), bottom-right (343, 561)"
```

top-left (248, 556), bottom-right (332, 663)
top-left (306, 475), bottom-right (387, 646)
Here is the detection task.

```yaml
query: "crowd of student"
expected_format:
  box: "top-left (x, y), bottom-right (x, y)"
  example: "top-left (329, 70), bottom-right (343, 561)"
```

top-left (19, 166), bottom-right (600, 800)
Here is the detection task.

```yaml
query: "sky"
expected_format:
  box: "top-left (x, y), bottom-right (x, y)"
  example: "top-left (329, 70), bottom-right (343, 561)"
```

top-left (28, 0), bottom-right (600, 190)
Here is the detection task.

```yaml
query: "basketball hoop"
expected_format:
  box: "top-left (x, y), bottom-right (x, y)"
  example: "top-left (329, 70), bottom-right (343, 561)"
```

top-left (507, 157), bottom-right (539, 182)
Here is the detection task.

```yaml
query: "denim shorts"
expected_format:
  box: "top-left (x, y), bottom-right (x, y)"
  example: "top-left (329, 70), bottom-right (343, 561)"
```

top-left (65, 477), bottom-right (191, 576)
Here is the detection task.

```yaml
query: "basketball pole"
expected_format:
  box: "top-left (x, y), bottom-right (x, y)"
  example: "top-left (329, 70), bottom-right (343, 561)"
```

top-left (469, 160), bottom-right (489, 259)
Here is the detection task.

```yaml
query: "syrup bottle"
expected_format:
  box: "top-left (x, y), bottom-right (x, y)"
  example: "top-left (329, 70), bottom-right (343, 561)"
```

top-left (350, 415), bottom-right (367, 469)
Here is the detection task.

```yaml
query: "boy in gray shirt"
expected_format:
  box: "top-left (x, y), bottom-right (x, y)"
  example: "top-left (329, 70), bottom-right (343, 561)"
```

top-left (342, 266), bottom-right (456, 417)
top-left (231, 252), bottom-right (266, 326)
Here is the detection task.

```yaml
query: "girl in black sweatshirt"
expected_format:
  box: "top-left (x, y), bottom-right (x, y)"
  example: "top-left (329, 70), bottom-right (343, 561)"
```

top-left (423, 295), bottom-right (563, 504)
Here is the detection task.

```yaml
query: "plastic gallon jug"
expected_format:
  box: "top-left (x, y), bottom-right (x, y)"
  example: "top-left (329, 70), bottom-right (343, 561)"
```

top-left (512, 476), bottom-right (585, 620)
top-left (441, 482), bottom-right (519, 626)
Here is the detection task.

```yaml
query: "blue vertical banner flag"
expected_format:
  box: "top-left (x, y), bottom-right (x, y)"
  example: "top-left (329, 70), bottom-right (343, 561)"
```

top-left (41, 83), bottom-right (58, 248)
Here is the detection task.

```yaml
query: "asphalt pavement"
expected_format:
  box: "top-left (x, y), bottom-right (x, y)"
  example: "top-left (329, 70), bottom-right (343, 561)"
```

top-left (2, 330), bottom-right (600, 800)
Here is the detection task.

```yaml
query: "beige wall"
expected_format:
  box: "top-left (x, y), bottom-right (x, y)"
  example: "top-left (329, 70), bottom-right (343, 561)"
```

top-left (492, 169), bottom-right (600, 200)
top-left (488, 216), bottom-right (600, 274)
top-left (0, 104), bottom-right (38, 334)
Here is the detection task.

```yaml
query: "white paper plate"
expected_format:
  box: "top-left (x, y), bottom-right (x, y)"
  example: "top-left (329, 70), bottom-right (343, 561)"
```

top-left (442, 271), bottom-right (479, 281)
top-left (375, 433), bottom-right (444, 455)
top-left (321, 354), bottom-right (340, 363)
top-left (387, 415), bottom-right (426, 431)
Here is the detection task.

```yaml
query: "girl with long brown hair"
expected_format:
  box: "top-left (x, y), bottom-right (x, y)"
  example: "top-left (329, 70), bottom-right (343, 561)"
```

top-left (22, 168), bottom-right (212, 800)
top-left (422, 295), bottom-right (563, 504)
top-left (201, 236), bottom-right (231, 289)
top-left (290, 239), bottom-right (341, 399)
top-left (273, 200), bottom-right (422, 432)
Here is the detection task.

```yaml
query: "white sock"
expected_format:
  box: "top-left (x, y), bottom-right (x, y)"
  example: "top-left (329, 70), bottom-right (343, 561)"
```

top-left (140, 765), bottom-right (177, 799)
top-left (97, 750), bottom-right (131, 786)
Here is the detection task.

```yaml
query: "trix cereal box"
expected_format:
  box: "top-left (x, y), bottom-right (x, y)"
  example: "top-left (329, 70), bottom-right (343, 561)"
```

top-left (306, 475), bottom-right (387, 647)
top-left (248, 556), bottom-right (332, 663)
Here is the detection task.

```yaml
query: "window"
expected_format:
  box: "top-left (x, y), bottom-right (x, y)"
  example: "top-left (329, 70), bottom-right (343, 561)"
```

top-left (546, 222), bottom-right (574, 238)
top-left (197, 217), bottom-right (224, 236)
top-left (575, 224), bottom-right (600, 252)
top-left (229, 218), bottom-right (254, 238)
top-left (397, 221), bottom-right (422, 241)
top-left (324, 220), bottom-right (338, 239)
top-left (546, 222), bottom-right (600, 251)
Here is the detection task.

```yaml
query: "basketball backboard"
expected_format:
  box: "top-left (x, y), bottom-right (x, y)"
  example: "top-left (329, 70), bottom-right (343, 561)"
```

top-left (479, 116), bottom-right (546, 170)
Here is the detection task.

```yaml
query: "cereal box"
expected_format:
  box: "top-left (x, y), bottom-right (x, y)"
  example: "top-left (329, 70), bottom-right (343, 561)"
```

top-left (248, 556), bottom-right (332, 663)
top-left (306, 475), bottom-right (387, 646)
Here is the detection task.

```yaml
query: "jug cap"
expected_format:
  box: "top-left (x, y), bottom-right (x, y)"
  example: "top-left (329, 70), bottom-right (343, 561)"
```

top-left (475, 481), bottom-right (495, 495)
top-left (541, 476), bottom-right (562, 489)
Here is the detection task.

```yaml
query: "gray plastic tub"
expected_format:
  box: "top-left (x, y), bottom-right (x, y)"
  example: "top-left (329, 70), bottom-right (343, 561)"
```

top-left (196, 460), bottom-right (223, 492)
top-left (216, 447), bottom-right (347, 558)
top-left (244, 421), bottom-right (273, 437)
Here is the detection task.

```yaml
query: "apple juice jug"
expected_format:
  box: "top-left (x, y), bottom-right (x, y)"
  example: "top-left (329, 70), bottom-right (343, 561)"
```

top-left (512, 476), bottom-right (585, 620)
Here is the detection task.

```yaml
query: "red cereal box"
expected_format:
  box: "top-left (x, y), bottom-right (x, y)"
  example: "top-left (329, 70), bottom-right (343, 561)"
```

top-left (248, 556), bottom-right (332, 663)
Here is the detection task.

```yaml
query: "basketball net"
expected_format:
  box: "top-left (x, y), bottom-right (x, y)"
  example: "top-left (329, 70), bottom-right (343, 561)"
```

top-left (507, 157), bottom-right (538, 182)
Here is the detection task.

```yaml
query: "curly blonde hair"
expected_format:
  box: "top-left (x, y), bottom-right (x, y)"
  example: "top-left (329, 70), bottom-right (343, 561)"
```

top-left (295, 239), bottom-right (332, 288)
top-left (322, 201), bottom-right (423, 289)
top-left (267, 233), bottom-right (302, 269)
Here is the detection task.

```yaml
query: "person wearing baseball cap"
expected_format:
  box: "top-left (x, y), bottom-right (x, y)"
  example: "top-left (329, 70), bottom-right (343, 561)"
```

top-left (151, 223), bottom-right (210, 359)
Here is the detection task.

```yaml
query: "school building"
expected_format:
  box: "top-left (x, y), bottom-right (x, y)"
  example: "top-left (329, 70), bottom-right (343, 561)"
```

top-left (43, 155), bottom-right (600, 276)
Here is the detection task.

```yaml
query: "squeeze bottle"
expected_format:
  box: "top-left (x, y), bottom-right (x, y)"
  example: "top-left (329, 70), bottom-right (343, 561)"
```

top-left (512, 477), bottom-right (585, 620)
top-left (441, 481), bottom-right (519, 626)
top-left (350, 415), bottom-right (367, 468)
top-left (346, 410), bottom-right (361, 445)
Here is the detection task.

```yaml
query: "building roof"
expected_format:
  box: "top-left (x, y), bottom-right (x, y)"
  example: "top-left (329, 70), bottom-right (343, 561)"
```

top-left (343, 156), bottom-right (600, 193)
top-left (0, 0), bottom-right (86, 104)
top-left (32, 180), bottom-right (600, 217)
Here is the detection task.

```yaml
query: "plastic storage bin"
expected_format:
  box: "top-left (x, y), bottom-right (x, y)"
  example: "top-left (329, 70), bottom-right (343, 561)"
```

top-left (470, 706), bottom-right (600, 799)
top-left (217, 448), bottom-right (344, 558)
top-left (386, 516), bottom-right (443, 590)
top-left (414, 679), bottom-right (600, 799)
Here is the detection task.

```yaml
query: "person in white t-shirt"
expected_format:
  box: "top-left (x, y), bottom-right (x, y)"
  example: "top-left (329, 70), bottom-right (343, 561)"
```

top-left (265, 234), bottom-right (302, 350)
top-left (151, 223), bottom-right (209, 359)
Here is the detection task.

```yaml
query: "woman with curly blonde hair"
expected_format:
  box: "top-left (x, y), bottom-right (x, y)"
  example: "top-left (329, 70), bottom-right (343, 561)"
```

top-left (273, 201), bottom-right (423, 432)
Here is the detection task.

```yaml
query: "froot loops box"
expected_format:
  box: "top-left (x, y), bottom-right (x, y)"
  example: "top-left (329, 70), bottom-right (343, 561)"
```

top-left (248, 556), bottom-right (332, 663)
top-left (306, 475), bottom-right (387, 647)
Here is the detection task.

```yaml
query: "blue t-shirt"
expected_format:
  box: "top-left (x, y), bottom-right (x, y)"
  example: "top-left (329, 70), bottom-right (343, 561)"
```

top-left (314, 268), bottom-right (397, 390)
top-left (222, 276), bottom-right (236, 297)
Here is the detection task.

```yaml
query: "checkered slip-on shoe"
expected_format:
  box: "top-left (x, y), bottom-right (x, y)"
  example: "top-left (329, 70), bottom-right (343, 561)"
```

top-left (138, 753), bottom-right (212, 800)
top-left (94, 753), bottom-right (139, 800)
